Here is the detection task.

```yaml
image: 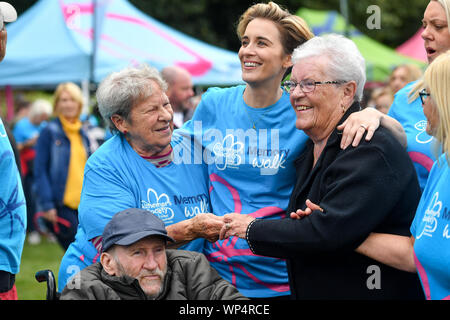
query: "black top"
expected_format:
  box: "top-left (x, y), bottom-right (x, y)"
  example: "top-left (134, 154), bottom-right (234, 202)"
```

top-left (247, 102), bottom-right (424, 300)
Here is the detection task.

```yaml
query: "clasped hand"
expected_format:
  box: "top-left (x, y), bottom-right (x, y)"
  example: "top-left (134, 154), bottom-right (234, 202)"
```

top-left (219, 213), bottom-right (255, 240)
top-left (218, 200), bottom-right (323, 241)
top-left (190, 213), bottom-right (226, 243)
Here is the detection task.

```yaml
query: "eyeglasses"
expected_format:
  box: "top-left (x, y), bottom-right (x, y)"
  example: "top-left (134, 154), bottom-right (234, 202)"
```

top-left (419, 88), bottom-right (431, 105)
top-left (282, 79), bottom-right (346, 93)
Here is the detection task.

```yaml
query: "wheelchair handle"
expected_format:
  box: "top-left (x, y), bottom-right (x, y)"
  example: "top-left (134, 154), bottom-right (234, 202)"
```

top-left (35, 269), bottom-right (58, 300)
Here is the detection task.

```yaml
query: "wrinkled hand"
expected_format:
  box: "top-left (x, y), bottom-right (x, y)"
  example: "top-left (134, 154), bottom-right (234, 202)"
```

top-left (337, 107), bottom-right (382, 149)
top-left (190, 213), bottom-right (225, 243)
top-left (219, 213), bottom-right (255, 240)
top-left (42, 208), bottom-right (58, 223)
top-left (290, 199), bottom-right (323, 220)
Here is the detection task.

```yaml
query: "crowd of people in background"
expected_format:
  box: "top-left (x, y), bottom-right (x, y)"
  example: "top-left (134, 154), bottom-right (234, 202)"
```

top-left (1, 0), bottom-right (449, 301)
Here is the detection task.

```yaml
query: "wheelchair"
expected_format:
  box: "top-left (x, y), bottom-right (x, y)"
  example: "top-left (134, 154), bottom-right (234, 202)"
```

top-left (35, 269), bottom-right (60, 300)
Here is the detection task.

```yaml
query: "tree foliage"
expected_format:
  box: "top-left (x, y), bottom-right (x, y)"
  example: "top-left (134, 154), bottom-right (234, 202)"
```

top-left (12, 0), bottom-right (429, 52)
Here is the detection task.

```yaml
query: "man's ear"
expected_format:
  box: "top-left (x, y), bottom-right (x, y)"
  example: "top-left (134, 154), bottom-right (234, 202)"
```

top-left (100, 252), bottom-right (117, 276)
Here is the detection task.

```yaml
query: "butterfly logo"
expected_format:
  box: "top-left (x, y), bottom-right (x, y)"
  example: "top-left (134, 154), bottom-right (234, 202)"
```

top-left (415, 120), bottom-right (433, 144)
top-left (417, 192), bottom-right (441, 239)
top-left (212, 134), bottom-right (244, 170)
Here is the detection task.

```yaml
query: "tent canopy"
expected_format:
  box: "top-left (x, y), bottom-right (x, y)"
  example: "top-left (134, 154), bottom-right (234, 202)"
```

top-left (0, 0), bottom-right (243, 87)
top-left (396, 28), bottom-right (427, 63)
top-left (296, 8), bottom-right (426, 82)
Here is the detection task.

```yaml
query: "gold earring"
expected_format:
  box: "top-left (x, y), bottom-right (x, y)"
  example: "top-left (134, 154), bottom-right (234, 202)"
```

top-left (342, 105), bottom-right (346, 114)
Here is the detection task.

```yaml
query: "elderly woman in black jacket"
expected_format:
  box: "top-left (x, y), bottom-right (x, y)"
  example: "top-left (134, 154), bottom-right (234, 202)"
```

top-left (220, 34), bottom-right (424, 300)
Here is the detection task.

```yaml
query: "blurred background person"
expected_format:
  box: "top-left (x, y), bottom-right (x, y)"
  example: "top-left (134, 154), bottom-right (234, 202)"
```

top-left (161, 65), bottom-right (195, 128)
top-left (0, 1), bottom-right (26, 301)
top-left (11, 97), bottom-right (31, 128)
top-left (388, 0), bottom-right (450, 191)
top-left (369, 86), bottom-right (394, 114)
top-left (389, 64), bottom-right (423, 94)
top-left (34, 82), bottom-right (91, 251)
top-left (185, 93), bottom-right (203, 114)
top-left (81, 103), bottom-right (107, 152)
top-left (12, 99), bottom-right (52, 245)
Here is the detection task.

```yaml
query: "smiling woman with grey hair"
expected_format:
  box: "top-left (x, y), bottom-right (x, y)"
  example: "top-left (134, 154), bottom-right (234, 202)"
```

top-left (221, 34), bottom-right (424, 300)
top-left (57, 64), bottom-right (225, 292)
top-left (96, 64), bottom-right (168, 135)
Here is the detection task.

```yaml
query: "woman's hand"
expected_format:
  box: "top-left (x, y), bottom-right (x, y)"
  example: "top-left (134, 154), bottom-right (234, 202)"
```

top-left (190, 213), bottom-right (225, 243)
top-left (337, 108), bottom-right (407, 149)
top-left (337, 107), bottom-right (380, 149)
top-left (219, 213), bottom-right (255, 240)
top-left (290, 199), bottom-right (323, 219)
top-left (166, 213), bottom-right (224, 243)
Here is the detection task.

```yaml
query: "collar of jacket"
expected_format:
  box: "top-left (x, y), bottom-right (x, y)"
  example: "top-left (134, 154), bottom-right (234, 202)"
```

top-left (100, 264), bottom-right (173, 300)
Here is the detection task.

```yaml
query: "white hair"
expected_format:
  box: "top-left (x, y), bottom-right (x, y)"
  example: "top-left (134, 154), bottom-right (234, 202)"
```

top-left (292, 34), bottom-right (366, 101)
top-left (29, 99), bottom-right (52, 119)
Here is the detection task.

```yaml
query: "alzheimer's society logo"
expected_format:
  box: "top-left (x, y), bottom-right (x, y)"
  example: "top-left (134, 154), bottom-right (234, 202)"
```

top-left (141, 188), bottom-right (174, 222)
top-left (417, 192), bottom-right (442, 239)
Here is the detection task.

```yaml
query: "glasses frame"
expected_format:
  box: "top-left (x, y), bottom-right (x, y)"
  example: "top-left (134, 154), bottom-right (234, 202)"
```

top-left (282, 79), bottom-right (346, 93)
top-left (419, 88), bottom-right (431, 105)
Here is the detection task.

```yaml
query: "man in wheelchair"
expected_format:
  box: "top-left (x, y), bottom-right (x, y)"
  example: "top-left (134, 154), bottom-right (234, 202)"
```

top-left (59, 208), bottom-right (245, 300)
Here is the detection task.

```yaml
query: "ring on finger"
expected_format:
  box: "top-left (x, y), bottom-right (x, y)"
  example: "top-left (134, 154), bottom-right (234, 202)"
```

top-left (225, 223), bottom-right (231, 230)
top-left (360, 124), bottom-right (367, 130)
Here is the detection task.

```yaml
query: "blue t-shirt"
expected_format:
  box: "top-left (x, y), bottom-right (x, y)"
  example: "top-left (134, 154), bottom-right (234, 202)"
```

top-left (411, 153), bottom-right (450, 300)
top-left (388, 81), bottom-right (436, 191)
top-left (12, 117), bottom-right (46, 146)
top-left (58, 131), bottom-right (211, 291)
top-left (0, 118), bottom-right (27, 274)
top-left (181, 85), bottom-right (308, 298)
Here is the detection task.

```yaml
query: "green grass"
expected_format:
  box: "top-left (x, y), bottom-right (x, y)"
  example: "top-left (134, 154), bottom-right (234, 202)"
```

top-left (15, 235), bottom-right (64, 300)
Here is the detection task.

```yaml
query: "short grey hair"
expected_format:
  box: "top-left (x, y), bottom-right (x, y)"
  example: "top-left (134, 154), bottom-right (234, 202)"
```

top-left (291, 34), bottom-right (366, 102)
top-left (96, 64), bottom-right (168, 133)
top-left (29, 99), bottom-right (52, 119)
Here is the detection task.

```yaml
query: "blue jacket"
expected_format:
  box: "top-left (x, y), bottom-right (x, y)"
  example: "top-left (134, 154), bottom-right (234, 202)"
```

top-left (34, 118), bottom-right (91, 212)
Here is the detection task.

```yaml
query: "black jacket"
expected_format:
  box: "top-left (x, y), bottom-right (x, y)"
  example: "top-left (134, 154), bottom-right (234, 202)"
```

top-left (247, 102), bottom-right (424, 300)
top-left (60, 249), bottom-right (246, 300)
